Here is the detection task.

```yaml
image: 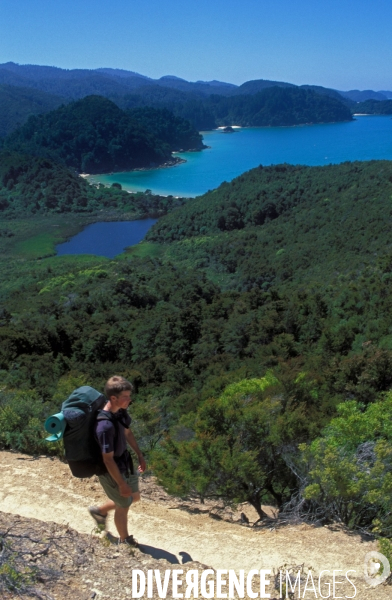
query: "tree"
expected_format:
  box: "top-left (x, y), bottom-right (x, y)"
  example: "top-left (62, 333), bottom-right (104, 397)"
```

top-left (151, 373), bottom-right (298, 518)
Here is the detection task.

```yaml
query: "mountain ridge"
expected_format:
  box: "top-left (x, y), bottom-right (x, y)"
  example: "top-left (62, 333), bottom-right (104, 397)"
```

top-left (1, 61), bottom-right (390, 102)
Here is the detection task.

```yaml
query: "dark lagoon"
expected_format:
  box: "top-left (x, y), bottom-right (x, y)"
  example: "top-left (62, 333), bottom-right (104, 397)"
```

top-left (56, 219), bottom-right (157, 258)
top-left (89, 116), bottom-right (392, 197)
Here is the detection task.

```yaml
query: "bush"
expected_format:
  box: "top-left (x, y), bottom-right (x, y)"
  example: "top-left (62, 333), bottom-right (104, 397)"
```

top-left (299, 394), bottom-right (392, 535)
top-left (378, 538), bottom-right (392, 572)
top-left (0, 388), bottom-right (61, 455)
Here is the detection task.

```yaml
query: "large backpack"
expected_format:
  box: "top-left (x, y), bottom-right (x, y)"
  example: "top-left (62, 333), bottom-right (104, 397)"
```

top-left (45, 386), bottom-right (119, 478)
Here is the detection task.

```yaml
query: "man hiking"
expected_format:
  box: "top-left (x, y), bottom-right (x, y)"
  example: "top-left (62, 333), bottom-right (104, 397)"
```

top-left (88, 375), bottom-right (146, 546)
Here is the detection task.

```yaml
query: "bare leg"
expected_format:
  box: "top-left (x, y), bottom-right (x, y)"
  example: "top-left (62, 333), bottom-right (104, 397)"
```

top-left (114, 506), bottom-right (130, 541)
top-left (97, 500), bottom-right (116, 516)
top-left (95, 492), bottom-right (141, 540)
top-left (113, 493), bottom-right (141, 540)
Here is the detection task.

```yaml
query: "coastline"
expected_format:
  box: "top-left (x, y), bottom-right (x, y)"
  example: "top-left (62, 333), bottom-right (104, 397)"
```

top-left (80, 117), bottom-right (392, 199)
top-left (80, 155), bottom-right (187, 180)
top-left (80, 143), bottom-right (210, 181)
top-left (212, 118), bottom-right (354, 130)
top-left (130, 155), bottom-right (187, 172)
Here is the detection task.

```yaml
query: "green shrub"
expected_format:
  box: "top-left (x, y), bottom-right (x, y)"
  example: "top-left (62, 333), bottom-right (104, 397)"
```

top-left (378, 538), bottom-right (392, 571)
top-left (0, 388), bottom-right (61, 455)
top-left (300, 393), bottom-right (392, 534)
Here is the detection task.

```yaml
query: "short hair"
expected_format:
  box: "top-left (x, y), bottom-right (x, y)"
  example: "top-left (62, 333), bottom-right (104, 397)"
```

top-left (105, 375), bottom-right (134, 398)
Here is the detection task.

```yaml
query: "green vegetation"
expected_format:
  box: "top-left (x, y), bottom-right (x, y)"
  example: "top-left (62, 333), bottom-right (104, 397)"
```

top-left (0, 83), bottom-right (64, 137)
top-left (354, 99), bottom-right (392, 115)
top-left (126, 106), bottom-right (205, 151)
top-left (0, 64), bottom-right (353, 131)
top-left (0, 154), bottom-right (391, 535)
top-left (15, 232), bottom-right (58, 258)
top-left (0, 389), bottom-right (56, 455)
top-left (0, 151), bottom-right (186, 218)
top-left (300, 395), bottom-right (392, 534)
top-left (204, 87), bottom-right (352, 127)
top-left (3, 96), bottom-right (204, 173)
top-left (147, 161), bottom-right (392, 290)
top-left (151, 372), bottom-right (299, 517)
top-left (120, 86), bottom-right (352, 130)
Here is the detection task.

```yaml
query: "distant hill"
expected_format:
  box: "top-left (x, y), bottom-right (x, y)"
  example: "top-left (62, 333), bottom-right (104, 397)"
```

top-left (353, 99), bottom-right (392, 115)
top-left (118, 86), bottom-right (352, 130)
top-left (230, 80), bottom-right (355, 107)
top-left (0, 62), bottom-right (237, 99)
top-left (126, 106), bottom-right (206, 151)
top-left (96, 67), bottom-right (152, 81)
top-left (0, 62), bottom-right (154, 99)
top-left (339, 89), bottom-right (392, 102)
top-left (207, 86), bottom-right (352, 127)
top-left (379, 90), bottom-right (392, 99)
top-left (231, 79), bottom-right (296, 95)
top-left (3, 96), bottom-right (196, 173)
top-left (4, 62), bottom-right (390, 131)
top-left (300, 84), bottom-right (354, 104)
top-left (1, 61), bottom-right (391, 103)
top-left (0, 84), bottom-right (65, 137)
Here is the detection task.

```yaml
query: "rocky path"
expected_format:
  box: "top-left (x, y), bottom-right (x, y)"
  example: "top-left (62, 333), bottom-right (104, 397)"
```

top-left (0, 451), bottom-right (389, 598)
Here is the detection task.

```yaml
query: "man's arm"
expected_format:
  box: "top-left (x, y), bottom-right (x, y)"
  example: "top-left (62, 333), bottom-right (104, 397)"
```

top-left (125, 428), bottom-right (146, 473)
top-left (102, 451), bottom-right (132, 497)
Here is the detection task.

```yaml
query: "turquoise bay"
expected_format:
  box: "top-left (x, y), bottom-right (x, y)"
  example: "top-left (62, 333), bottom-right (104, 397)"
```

top-left (89, 116), bottom-right (392, 197)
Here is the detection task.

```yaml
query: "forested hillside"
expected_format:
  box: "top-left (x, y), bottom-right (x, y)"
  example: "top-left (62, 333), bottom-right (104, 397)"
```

top-left (0, 84), bottom-right (64, 137)
top-left (0, 151), bottom-right (186, 217)
top-left (1, 158), bottom-right (392, 536)
top-left (0, 63), bottom-right (354, 133)
top-left (354, 99), bottom-right (392, 114)
top-left (119, 86), bottom-right (352, 130)
top-left (7, 62), bottom-right (392, 133)
top-left (3, 96), bottom-right (204, 173)
top-left (125, 106), bottom-right (205, 151)
top-left (147, 161), bottom-right (392, 290)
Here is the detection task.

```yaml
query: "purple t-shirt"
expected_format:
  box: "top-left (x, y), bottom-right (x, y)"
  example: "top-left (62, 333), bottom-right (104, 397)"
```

top-left (95, 409), bottom-right (132, 473)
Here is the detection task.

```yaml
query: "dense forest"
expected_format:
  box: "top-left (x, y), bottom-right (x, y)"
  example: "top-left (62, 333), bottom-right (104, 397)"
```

top-left (2, 62), bottom-right (392, 137)
top-left (0, 63), bottom-right (355, 134)
top-left (0, 62), bottom-right (238, 99)
top-left (125, 106), bottom-right (206, 151)
top-left (0, 84), bottom-right (65, 137)
top-left (118, 86), bottom-right (353, 130)
top-left (0, 151), bottom-right (186, 217)
top-left (2, 96), bottom-right (204, 173)
top-left (354, 99), bottom-right (392, 115)
top-left (146, 161), bottom-right (392, 290)
top-left (0, 154), bottom-right (392, 537)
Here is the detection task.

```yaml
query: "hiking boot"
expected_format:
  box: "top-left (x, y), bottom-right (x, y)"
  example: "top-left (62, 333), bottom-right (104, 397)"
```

top-left (88, 506), bottom-right (107, 528)
top-left (121, 535), bottom-right (138, 548)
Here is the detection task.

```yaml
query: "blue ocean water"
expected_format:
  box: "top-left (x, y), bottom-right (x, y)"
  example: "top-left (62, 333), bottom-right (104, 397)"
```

top-left (89, 116), bottom-right (392, 197)
top-left (56, 219), bottom-right (157, 258)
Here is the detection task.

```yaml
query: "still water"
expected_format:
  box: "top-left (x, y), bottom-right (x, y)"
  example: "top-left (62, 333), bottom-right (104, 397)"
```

top-left (89, 116), bottom-right (392, 197)
top-left (56, 219), bottom-right (157, 258)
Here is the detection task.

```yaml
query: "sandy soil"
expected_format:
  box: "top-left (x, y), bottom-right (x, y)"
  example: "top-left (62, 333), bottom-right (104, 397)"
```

top-left (0, 450), bottom-right (390, 599)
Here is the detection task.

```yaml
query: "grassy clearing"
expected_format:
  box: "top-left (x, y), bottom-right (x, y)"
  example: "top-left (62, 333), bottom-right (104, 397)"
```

top-left (0, 216), bottom-right (89, 258)
top-left (124, 241), bottom-right (165, 259)
top-left (14, 232), bottom-right (58, 258)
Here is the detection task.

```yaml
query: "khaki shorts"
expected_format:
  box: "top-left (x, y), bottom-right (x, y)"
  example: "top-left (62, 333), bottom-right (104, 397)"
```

top-left (98, 471), bottom-right (139, 508)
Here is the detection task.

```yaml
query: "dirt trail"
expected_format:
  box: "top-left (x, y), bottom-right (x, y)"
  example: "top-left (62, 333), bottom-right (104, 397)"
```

top-left (0, 451), bottom-right (378, 576)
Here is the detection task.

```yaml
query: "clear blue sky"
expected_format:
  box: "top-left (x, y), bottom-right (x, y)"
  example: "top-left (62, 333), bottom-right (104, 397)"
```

top-left (1, 0), bottom-right (391, 90)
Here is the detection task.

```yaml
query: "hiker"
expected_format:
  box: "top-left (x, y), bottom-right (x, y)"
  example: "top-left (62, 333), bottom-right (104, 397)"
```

top-left (88, 375), bottom-right (146, 546)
